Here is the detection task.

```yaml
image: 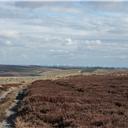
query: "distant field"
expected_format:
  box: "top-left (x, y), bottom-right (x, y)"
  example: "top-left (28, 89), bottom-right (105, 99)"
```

top-left (15, 74), bottom-right (128, 128)
top-left (0, 65), bottom-right (58, 76)
top-left (0, 69), bottom-right (81, 85)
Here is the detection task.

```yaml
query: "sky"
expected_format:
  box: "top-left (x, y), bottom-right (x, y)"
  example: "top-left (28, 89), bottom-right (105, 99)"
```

top-left (0, 1), bottom-right (128, 67)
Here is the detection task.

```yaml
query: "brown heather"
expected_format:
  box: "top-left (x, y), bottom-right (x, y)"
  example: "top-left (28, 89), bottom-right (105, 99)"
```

top-left (15, 74), bottom-right (128, 128)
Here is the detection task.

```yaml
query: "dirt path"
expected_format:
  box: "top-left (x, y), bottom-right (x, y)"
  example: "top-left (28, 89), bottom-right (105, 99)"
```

top-left (0, 84), bottom-right (28, 128)
top-left (0, 88), bottom-right (13, 102)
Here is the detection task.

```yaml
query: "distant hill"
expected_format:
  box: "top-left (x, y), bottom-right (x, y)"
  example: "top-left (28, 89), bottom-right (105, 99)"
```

top-left (0, 64), bottom-right (127, 77)
top-left (0, 65), bottom-right (52, 76)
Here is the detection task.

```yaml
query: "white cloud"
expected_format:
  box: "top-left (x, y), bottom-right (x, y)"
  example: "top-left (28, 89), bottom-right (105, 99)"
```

top-left (0, 1), bottom-right (128, 67)
top-left (5, 40), bottom-right (13, 46)
top-left (0, 30), bottom-right (19, 38)
top-left (65, 38), bottom-right (73, 45)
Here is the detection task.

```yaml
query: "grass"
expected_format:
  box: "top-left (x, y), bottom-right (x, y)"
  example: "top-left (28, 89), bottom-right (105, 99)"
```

top-left (0, 69), bottom-right (81, 85)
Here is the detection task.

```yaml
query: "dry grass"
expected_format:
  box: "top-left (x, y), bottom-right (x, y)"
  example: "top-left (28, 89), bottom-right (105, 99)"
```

top-left (0, 69), bottom-right (81, 85)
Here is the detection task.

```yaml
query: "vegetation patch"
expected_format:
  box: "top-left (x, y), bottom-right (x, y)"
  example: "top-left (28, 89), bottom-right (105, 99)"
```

top-left (15, 74), bottom-right (128, 128)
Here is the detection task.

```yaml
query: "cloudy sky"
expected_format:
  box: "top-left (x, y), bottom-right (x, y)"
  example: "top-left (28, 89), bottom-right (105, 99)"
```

top-left (0, 1), bottom-right (128, 67)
